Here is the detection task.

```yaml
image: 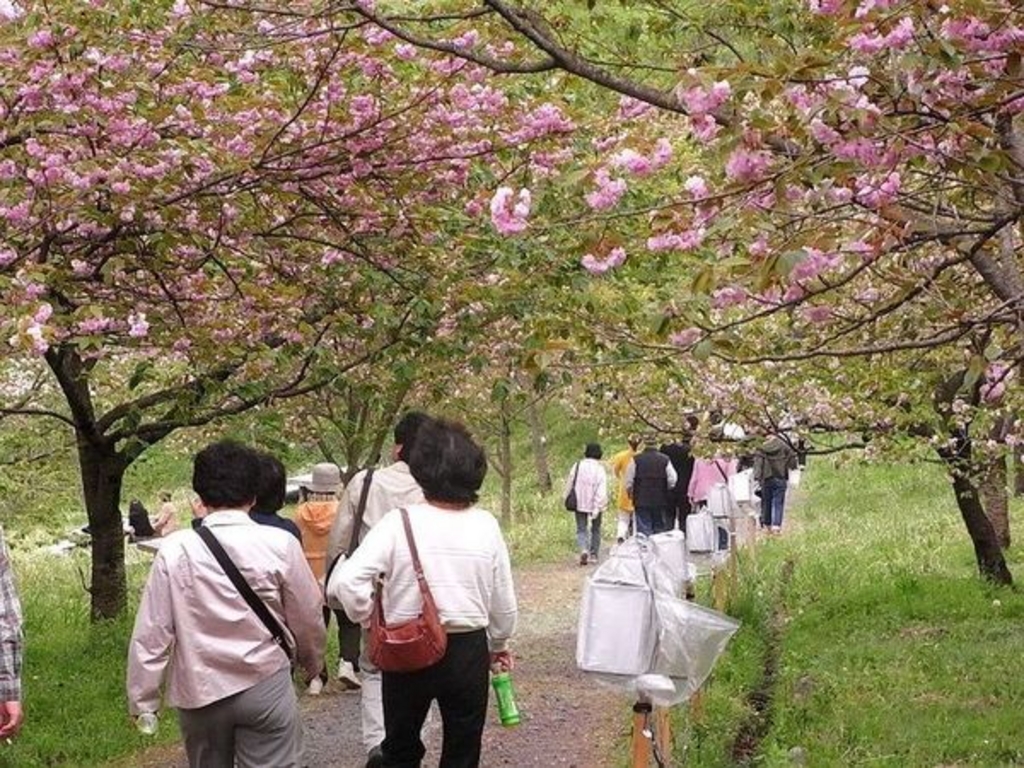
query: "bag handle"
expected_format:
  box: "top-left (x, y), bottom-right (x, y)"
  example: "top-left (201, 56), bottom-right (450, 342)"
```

top-left (197, 526), bottom-right (294, 660)
top-left (372, 507), bottom-right (435, 628)
top-left (325, 466), bottom-right (375, 590)
top-left (347, 466), bottom-right (376, 555)
top-left (570, 460), bottom-right (581, 491)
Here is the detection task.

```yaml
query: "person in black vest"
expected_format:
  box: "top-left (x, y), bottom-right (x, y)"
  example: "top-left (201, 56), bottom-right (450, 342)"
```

top-left (624, 436), bottom-right (678, 535)
top-left (660, 416), bottom-right (698, 531)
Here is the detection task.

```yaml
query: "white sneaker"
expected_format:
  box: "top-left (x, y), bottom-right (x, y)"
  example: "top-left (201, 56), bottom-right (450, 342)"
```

top-left (307, 677), bottom-right (324, 696)
top-left (337, 660), bottom-right (361, 691)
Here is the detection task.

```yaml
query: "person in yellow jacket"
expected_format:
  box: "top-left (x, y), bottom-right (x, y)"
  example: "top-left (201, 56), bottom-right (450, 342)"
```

top-left (609, 436), bottom-right (641, 543)
top-left (295, 462), bottom-right (361, 695)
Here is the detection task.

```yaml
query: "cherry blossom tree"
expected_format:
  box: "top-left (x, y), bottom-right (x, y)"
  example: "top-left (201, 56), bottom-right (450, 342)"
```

top-left (353, 0), bottom-right (1024, 583)
top-left (0, 0), bottom-right (574, 617)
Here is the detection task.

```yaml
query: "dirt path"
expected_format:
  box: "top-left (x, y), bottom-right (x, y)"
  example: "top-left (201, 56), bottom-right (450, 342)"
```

top-left (129, 561), bottom-right (627, 767)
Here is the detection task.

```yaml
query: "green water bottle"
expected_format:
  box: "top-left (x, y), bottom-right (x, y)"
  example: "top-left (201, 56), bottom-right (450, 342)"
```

top-left (491, 671), bottom-right (521, 727)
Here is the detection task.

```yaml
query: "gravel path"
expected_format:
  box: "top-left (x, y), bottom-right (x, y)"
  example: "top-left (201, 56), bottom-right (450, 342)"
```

top-left (129, 560), bottom-right (627, 767)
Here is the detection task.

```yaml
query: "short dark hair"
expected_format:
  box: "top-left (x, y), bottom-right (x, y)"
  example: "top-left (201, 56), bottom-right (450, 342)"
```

top-left (407, 418), bottom-right (486, 505)
top-left (192, 440), bottom-right (261, 510)
top-left (252, 452), bottom-right (286, 514)
top-left (395, 410), bottom-right (432, 463)
top-left (585, 442), bottom-right (603, 459)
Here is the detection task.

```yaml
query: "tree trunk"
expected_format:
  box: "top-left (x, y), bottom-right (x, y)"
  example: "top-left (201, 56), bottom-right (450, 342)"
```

top-left (1014, 444), bottom-right (1024, 497)
top-left (979, 454), bottom-right (1011, 549)
top-left (498, 407), bottom-right (513, 526)
top-left (78, 437), bottom-right (129, 620)
top-left (526, 398), bottom-right (552, 493)
top-left (938, 443), bottom-right (1013, 585)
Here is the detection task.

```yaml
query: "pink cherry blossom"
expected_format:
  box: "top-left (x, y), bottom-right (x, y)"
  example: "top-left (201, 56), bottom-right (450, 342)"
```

top-left (585, 169), bottom-right (627, 211)
top-left (684, 175), bottom-right (709, 199)
top-left (669, 328), bottom-right (701, 348)
top-left (581, 247), bottom-right (627, 275)
top-left (128, 312), bottom-right (150, 338)
top-left (490, 187), bottom-right (531, 235)
top-left (725, 148), bottom-right (772, 184)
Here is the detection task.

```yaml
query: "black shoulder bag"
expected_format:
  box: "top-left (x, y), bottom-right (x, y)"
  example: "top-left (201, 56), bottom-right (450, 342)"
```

top-left (197, 526), bottom-right (294, 660)
top-left (324, 466), bottom-right (375, 587)
top-left (564, 461), bottom-right (581, 512)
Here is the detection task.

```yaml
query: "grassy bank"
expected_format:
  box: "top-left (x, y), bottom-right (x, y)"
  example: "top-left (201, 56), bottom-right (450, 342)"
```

top-left (678, 459), bottom-right (1024, 767)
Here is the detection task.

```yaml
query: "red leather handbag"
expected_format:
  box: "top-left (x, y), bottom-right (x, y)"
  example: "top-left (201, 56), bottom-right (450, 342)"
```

top-left (368, 508), bottom-right (448, 673)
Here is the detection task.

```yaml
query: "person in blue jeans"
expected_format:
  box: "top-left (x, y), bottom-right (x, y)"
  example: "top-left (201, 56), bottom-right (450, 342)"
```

top-left (753, 432), bottom-right (798, 533)
top-left (625, 438), bottom-right (678, 536)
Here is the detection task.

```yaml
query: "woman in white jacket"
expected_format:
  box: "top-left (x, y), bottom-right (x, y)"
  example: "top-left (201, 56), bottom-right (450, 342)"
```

top-left (565, 443), bottom-right (609, 565)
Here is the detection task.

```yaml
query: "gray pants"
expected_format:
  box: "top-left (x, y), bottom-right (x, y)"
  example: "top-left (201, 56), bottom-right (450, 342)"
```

top-left (178, 666), bottom-right (302, 768)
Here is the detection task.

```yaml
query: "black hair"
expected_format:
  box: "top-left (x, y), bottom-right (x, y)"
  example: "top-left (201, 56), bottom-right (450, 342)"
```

top-left (252, 452), bottom-right (286, 514)
top-left (407, 418), bottom-right (486, 505)
top-left (394, 410), bottom-right (432, 463)
top-left (192, 440), bottom-right (260, 510)
top-left (585, 442), bottom-right (603, 460)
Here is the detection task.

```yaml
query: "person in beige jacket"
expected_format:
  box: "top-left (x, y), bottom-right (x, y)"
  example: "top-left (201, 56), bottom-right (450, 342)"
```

top-left (326, 411), bottom-right (430, 767)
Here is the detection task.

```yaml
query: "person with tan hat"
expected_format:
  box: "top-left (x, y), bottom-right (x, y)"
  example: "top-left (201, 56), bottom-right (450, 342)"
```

top-left (294, 462), bottom-right (349, 695)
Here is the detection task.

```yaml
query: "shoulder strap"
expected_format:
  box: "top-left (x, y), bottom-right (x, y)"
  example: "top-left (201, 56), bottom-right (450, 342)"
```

top-left (347, 466), bottom-right (376, 555)
top-left (571, 461), bottom-right (581, 486)
top-left (372, 507), bottom-right (432, 626)
top-left (197, 526), bottom-right (294, 660)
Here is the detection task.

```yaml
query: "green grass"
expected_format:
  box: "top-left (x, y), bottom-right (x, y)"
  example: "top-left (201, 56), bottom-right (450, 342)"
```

top-left (677, 459), bottom-right (1024, 767)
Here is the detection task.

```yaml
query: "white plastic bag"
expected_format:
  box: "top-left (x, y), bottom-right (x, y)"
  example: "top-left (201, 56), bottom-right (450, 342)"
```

top-left (651, 593), bottom-right (740, 700)
top-left (707, 483), bottom-right (731, 518)
top-left (788, 468), bottom-right (802, 488)
top-left (729, 468), bottom-right (754, 504)
top-left (686, 510), bottom-right (715, 553)
top-left (650, 530), bottom-right (689, 596)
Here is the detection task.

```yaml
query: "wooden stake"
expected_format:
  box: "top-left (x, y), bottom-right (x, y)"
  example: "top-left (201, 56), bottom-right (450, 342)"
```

top-left (631, 701), bottom-right (653, 768)
top-left (712, 565), bottom-right (728, 611)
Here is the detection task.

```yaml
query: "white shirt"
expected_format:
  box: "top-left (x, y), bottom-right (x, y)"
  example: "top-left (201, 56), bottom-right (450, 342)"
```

top-left (126, 512), bottom-right (326, 713)
top-left (330, 503), bottom-right (517, 652)
top-left (326, 461), bottom-right (424, 564)
top-left (564, 458), bottom-right (609, 515)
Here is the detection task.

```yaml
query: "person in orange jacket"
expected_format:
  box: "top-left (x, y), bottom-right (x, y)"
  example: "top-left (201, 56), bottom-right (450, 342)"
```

top-left (295, 462), bottom-right (360, 694)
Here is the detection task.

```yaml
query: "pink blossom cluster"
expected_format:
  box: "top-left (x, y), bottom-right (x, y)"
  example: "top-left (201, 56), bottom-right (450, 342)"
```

top-left (848, 17), bottom-right (915, 54)
top-left (646, 228), bottom-right (706, 252)
top-left (982, 363), bottom-right (1012, 403)
top-left (800, 305), bottom-right (833, 324)
top-left (724, 148), bottom-right (772, 184)
top-left (490, 187), bottom-right (531, 235)
top-left (854, 171), bottom-right (901, 208)
top-left (585, 169), bottom-right (627, 211)
top-left (687, 114), bottom-right (720, 142)
top-left (678, 80), bottom-right (731, 117)
top-left (684, 175), bottom-right (709, 199)
top-left (608, 139), bottom-right (672, 177)
top-left (790, 247), bottom-right (843, 282)
top-left (669, 328), bottom-right (701, 348)
top-left (507, 103), bottom-right (575, 142)
top-left (711, 286), bottom-right (748, 309)
top-left (581, 247), bottom-right (627, 275)
top-left (617, 96), bottom-right (652, 120)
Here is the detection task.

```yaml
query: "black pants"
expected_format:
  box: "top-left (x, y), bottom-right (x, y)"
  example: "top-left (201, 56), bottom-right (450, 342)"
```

top-left (381, 629), bottom-right (489, 768)
top-left (672, 497), bottom-right (692, 531)
top-left (318, 607), bottom-right (361, 681)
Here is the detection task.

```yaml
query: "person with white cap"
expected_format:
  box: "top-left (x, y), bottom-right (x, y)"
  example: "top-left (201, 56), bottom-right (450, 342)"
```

top-left (294, 462), bottom-right (351, 695)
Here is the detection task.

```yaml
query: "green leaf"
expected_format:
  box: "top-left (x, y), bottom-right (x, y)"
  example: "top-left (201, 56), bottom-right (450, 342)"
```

top-left (128, 361), bottom-right (153, 390)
